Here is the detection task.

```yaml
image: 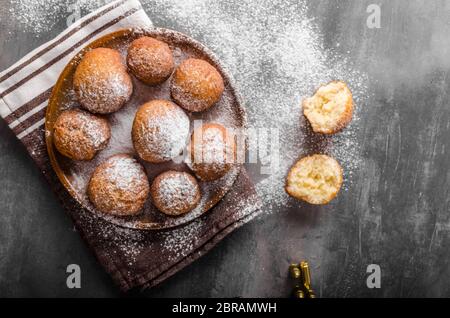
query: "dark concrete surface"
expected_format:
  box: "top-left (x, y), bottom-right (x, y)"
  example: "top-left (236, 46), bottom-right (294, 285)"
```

top-left (1, 0), bottom-right (450, 297)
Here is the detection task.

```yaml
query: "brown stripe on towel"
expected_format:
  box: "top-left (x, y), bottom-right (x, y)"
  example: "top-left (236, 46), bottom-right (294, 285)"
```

top-left (4, 87), bottom-right (52, 124)
top-left (0, 7), bottom-right (140, 99)
top-left (0, 0), bottom-right (128, 84)
top-left (13, 107), bottom-right (47, 136)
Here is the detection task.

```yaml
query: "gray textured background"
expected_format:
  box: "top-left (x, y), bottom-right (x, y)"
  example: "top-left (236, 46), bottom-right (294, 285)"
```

top-left (1, 0), bottom-right (450, 297)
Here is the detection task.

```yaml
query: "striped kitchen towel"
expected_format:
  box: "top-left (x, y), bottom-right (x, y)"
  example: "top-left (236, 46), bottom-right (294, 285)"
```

top-left (0, 0), bottom-right (261, 292)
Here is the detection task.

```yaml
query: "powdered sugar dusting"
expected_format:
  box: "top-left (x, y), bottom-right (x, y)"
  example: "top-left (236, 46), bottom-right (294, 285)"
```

top-left (77, 208), bottom-right (146, 266)
top-left (81, 114), bottom-right (110, 149)
top-left (7, 0), bottom-right (108, 36)
top-left (103, 155), bottom-right (146, 191)
top-left (152, 0), bottom-right (368, 211)
top-left (159, 190), bottom-right (262, 262)
top-left (160, 218), bottom-right (203, 261)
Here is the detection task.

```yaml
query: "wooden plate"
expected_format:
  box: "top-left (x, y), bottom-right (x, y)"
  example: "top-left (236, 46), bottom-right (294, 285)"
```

top-left (45, 28), bottom-right (247, 230)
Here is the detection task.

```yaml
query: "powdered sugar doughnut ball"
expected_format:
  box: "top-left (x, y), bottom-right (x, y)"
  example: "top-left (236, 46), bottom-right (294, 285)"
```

top-left (74, 48), bottom-right (133, 114)
top-left (171, 58), bottom-right (224, 112)
top-left (150, 170), bottom-right (201, 216)
top-left (188, 123), bottom-right (236, 181)
top-left (132, 100), bottom-right (190, 163)
top-left (53, 109), bottom-right (110, 161)
top-left (127, 36), bottom-right (174, 85)
top-left (88, 154), bottom-right (150, 216)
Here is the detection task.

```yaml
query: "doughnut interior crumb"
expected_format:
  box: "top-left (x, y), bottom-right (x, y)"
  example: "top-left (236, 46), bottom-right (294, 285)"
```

top-left (285, 154), bottom-right (343, 205)
top-left (302, 81), bottom-right (353, 134)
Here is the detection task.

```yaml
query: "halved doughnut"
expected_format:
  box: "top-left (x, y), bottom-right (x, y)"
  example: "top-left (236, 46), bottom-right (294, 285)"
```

top-left (285, 154), bottom-right (343, 205)
top-left (302, 81), bottom-right (353, 134)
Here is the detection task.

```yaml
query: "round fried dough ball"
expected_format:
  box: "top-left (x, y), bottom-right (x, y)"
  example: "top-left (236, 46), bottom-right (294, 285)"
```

top-left (171, 58), bottom-right (224, 112)
top-left (132, 99), bottom-right (190, 163)
top-left (87, 154), bottom-right (150, 216)
top-left (53, 109), bottom-right (110, 160)
top-left (127, 36), bottom-right (174, 85)
top-left (150, 170), bottom-right (201, 216)
top-left (74, 48), bottom-right (133, 114)
top-left (188, 123), bottom-right (236, 181)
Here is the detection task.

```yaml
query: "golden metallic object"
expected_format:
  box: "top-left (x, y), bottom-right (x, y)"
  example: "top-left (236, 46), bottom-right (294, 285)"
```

top-left (289, 263), bottom-right (301, 279)
top-left (289, 261), bottom-right (316, 298)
